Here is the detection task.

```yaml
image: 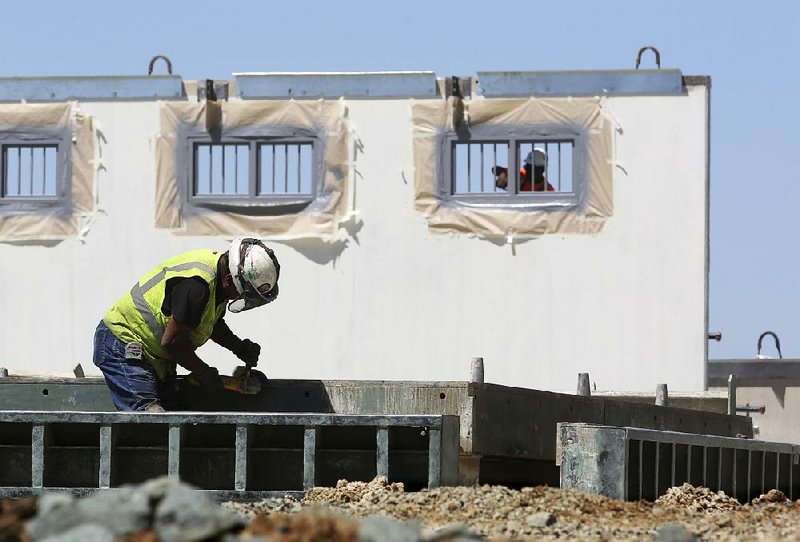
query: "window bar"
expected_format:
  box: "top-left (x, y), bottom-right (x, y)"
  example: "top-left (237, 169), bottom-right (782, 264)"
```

top-left (28, 147), bottom-right (33, 196)
top-left (451, 143), bottom-right (457, 194)
top-left (234, 145), bottom-right (239, 194)
top-left (40, 148), bottom-right (47, 197)
top-left (284, 145), bottom-right (289, 193)
top-left (558, 142), bottom-right (562, 192)
top-left (297, 145), bottom-right (301, 193)
top-left (492, 143), bottom-right (498, 192)
top-left (541, 143), bottom-right (547, 193)
top-left (467, 145), bottom-right (471, 192)
top-left (209, 147), bottom-right (214, 195)
top-left (480, 144), bottom-right (484, 192)
top-left (17, 147), bottom-right (21, 196)
top-left (272, 145), bottom-right (276, 194)
top-left (222, 145), bottom-right (228, 194)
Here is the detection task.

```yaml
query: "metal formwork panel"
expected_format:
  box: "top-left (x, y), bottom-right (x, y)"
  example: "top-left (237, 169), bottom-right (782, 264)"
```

top-left (0, 412), bottom-right (459, 499)
top-left (558, 423), bottom-right (800, 502)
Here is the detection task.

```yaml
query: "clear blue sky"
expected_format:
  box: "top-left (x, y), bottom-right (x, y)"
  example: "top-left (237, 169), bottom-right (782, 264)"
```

top-left (2, 0), bottom-right (797, 360)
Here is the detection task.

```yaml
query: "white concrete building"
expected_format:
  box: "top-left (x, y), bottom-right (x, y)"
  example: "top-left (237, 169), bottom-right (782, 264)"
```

top-left (0, 66), bottom-right (710, 392)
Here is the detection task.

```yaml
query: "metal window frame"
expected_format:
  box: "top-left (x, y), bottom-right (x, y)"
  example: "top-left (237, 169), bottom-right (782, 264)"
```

top-left (442, 124), bottom-right (585, 210)
top-left (0, 138), bottom-right (66, 205)
top-left (186, 135), bottom-right (319, 209)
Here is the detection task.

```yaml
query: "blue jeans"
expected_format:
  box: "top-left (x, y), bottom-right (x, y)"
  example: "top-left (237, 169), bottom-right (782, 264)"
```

top-left (92, 320), bottom-right (179, 411)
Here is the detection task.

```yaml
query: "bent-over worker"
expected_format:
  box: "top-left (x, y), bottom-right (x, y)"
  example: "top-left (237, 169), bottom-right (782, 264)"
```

top-left (93, 238), bottom-right (280, 411)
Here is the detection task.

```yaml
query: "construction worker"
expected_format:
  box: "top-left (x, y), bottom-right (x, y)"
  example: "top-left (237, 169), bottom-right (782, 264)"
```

top-left (520, 149), bottom-right (555, 192)
top-left (493, 149), bottom-right (555, 192)
top-left (92, 238), bottom-right (280, 412)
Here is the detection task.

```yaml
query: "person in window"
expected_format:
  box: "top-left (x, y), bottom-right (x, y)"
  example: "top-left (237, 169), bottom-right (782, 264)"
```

top-left (492, 149), bottom-right (555, 192)
top-left (520, 149), bottom-right (555, 192)
top-left (92, 238), bottom-right (280, 411)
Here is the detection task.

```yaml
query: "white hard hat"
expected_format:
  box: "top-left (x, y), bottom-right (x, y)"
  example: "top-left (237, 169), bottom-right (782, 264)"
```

top-left (227, 238), bottom-right (280, 313)
top-left (524, 148), bottom-right (547, 167)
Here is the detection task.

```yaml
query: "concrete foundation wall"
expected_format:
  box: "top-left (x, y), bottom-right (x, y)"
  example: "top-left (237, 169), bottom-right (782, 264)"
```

top-left (0, 79), bottom-right (709, 392)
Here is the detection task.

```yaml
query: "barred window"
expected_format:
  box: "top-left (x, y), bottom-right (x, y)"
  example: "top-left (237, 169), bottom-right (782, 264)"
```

top-left (452, 140), bottom-right (574, 196)
top-left (1, 143), bottom-right (60, 199)
top-left (190, 138), bottom-right (316, 204)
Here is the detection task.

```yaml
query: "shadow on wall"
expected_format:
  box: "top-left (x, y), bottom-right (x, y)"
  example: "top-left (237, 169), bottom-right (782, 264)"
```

top-left (480, 235), bottom-right (541, 256)
top-left (275, 216), bottom-right (364, 266)
top-left (0, 239), bottom-right (63, 248)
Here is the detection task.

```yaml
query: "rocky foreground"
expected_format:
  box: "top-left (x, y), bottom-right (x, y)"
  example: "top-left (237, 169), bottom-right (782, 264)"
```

top-left (3, 477), bottom-right (800, 541)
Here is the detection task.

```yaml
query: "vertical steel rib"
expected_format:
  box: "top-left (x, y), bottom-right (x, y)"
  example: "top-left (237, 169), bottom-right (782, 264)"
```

top-left (654, 442), bottom-right (660, 497)
top-left (671, 443), bottom-right (676, 488)
top-left (303, 427), bottom-right (317, 490)
top-left (168, 424), bottom-right (181, 479)
top-left (702, 446), bottom-right (707, 487)
top-left (428, 428), bottom-right (441, 489)
top-left (99, 425), bottom-right (112, 489)
top-left (234, 424), bottom-right (248, 491)
top-left (376, 427), bottom-right (389, 479)
top-left (31, 425), bottom-right (44, 488)
top-left (747, 450), bottom-right (752, 500)
top-left (638, 440), bottom-right (643, 500)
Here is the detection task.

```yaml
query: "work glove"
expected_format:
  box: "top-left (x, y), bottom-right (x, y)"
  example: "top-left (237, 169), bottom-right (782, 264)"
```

top-left (236, 339), bottom-right (261, 367)
top-left (196, 366), bottom-right (224, 394)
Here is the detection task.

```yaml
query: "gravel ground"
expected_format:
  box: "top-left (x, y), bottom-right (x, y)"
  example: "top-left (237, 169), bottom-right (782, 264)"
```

top-left (224, 478), bottom-right (800, 541)
top-left (5, 478), bottom-right (800, 540)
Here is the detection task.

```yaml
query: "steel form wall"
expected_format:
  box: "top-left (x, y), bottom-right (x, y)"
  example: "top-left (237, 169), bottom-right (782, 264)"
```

top-left (558, 423), bottom-right (800, 502)
top-left (0, 412), bottom-right (459, 499)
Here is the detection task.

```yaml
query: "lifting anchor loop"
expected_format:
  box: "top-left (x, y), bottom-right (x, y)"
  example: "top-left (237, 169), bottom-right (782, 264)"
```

top-left (148, 55), bottom-right (173, 75)
top-left (757, 331), bottom-right (783, 359)
top-left (635, 46), bottom-right (661, 70)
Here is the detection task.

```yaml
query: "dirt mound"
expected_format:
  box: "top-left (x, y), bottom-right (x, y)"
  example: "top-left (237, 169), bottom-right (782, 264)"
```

top-left (654, 483), bottom-right (741, 513)
top-left (751, 489), bottom-right (788, 505)
top-left (303, 476), bottom-right (405, 504)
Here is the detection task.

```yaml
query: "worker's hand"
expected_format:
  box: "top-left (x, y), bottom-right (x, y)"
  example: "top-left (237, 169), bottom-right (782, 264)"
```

top-left (196, 366), bottom-right (224, 394)
top-left (236, 339), bottom-right (261, 367)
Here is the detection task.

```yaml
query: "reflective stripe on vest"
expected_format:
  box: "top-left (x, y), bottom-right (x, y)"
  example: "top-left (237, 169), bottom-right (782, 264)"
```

top-left (103, 250), bottom-right (224, 381)
top-left (129, 261), bottom-right (214, 343)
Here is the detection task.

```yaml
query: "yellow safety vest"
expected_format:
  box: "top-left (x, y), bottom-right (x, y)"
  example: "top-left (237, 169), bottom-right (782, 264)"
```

top-left (103, 249), bottom-right (227, 381)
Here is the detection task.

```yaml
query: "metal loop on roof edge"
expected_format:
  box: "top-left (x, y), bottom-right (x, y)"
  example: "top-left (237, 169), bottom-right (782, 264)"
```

top-left (635, 46), bottom-right (661, 70)
top-left (757, 331), bottom-right (783, 359)
top-left (148, 55), bottom-right (173, 75)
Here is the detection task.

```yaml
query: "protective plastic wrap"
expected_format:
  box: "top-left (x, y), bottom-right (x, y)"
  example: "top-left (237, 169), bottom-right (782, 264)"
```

top-left (155, 99), bottom-right (350, 238)
top-left (0, 103), bottom-right (95, 241)
top-left (412, 97), bottom-right (613, 237)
